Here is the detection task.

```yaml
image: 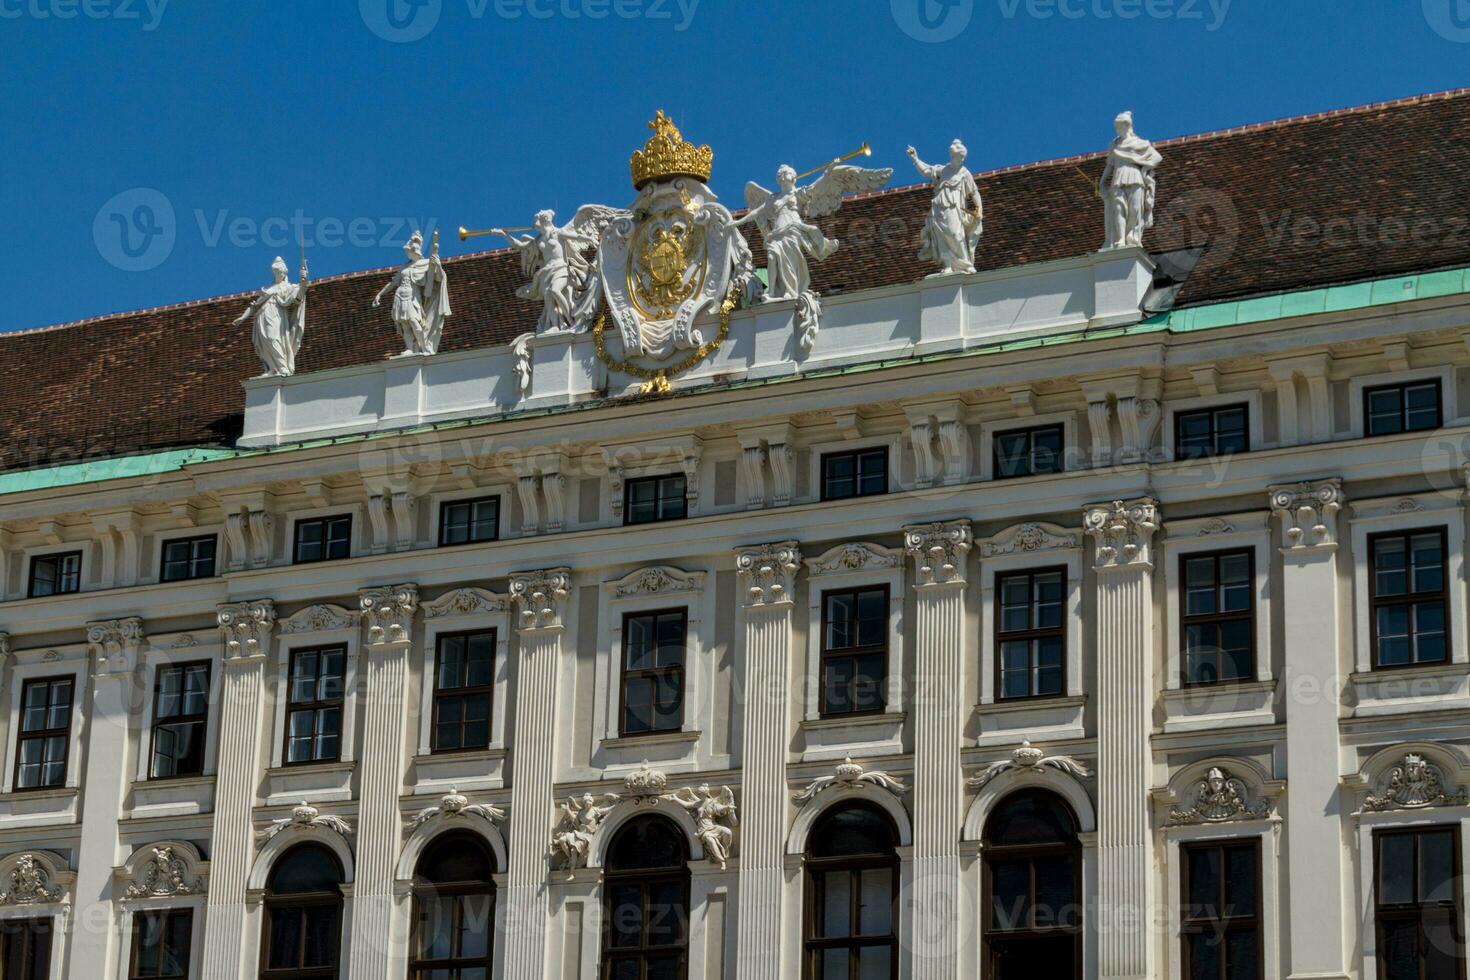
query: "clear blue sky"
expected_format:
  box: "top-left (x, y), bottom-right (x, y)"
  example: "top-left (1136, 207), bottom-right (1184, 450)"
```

top-left (0, 0), bottom-right (1464, 332)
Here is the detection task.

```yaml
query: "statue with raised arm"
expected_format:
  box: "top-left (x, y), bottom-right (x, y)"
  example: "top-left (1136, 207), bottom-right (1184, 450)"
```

top-left (908, 140), bottom-right (984, 275)
top-left (670, 784), bottom-right (738, 869)
top-left (235, 255), bottom-right (307, 377)
top-left (1100, 111), bottom-right (1163, 250)
top-left (493, 206), bottom-right (624, 335)
top-left (550, 792), bottom-right (620, 872)
top-left (373, 230), bottom-right (451, 355)
top-left (736, 158), bottom-right (892, 350)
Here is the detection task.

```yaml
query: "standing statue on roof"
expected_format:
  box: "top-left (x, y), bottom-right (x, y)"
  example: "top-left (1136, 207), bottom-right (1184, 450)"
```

top-left (1100, 111), bottom-right (1163, 250)
top-left (907, 139), bottom-right (985, 275)
top-left (373, 230), bottom-right (451, 356)
top-left (491, 206), bottom-right (625, 335)
top-left (235, 255), bottom-right (308, 377)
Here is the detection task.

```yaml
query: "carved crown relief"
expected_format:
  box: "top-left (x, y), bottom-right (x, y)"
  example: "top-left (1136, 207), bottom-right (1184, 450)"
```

top-left (260, 802), bottom-right (354, 844)
top-left (793, 758), bottom-right (908, 806)
top-left (968, 741), bottom-right (1092, 790)
top-left (1364, 752), bottom-right (1469, 812)
top-left (1168, 767), bottom-right (1272, 825)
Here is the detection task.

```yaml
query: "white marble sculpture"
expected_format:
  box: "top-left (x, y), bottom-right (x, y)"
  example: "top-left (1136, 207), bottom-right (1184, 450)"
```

top-left (908, 140), bottom-right (984, 275)
top-left (235, 256), bottom-right (307, 377)
top-left (373, 230), bottom-right (451, 356)
top-left (736, 160), bottom-right (892, 350)
top-left (1100, 111), bottom-right (1163, 250)
top-left (550, 792), bottom-right (620, 872)
top-left (670, 784), bottom-right (738, 869)
top-left (492, 207), bottom-right (624, 334)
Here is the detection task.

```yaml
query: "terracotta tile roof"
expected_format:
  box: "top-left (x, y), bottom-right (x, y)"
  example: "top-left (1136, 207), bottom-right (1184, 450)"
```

top-left (5, 89), bottom-right (1470, 474)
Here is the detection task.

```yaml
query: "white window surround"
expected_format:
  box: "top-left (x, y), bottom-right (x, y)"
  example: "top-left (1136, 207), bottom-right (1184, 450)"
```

top-left (1160, 513), bottom-right (1275, 734)
top-left (266, 607), bottom-right (361, 804)
top-left (977, 409), bottom-right (1080, 482)
top-left (1348, 493), bottom-right (1469, 715)
top-left (413, 588), bottom-right (512, 794)
top-left (129, 637), bottom-right (223, 819)
top-left (603, 440), bottom-right (704, 523)
top-left (802, 436), bottom-right (904, 500)
top-left (0, 849), bottom-right (74, 980)
top-left (427, 486), bottom-right (512, 547)
top-left (283, 503), bottom-right (364, 566)
top-left (144, 527), bottom-right (224, 587)
top-left (1347, 364), bottom-right (1459, 440)
top-left (19, 541), bottom-right (94, 600)
top-left (1, 648), bottom-right (87, 799)
top-left (592, 565), bottom-right (713, 772)
top-left (1159, 390), bottom-right (1267, 460)
top-left (975, 523), bottom-right (1086, 745)
top-left (799, 542), bottom-right (906, 761)
top-left (112, 841), bottom-right (208, 980)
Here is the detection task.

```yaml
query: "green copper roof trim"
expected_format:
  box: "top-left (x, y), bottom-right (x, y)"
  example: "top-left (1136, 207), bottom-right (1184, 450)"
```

top-left (0, 447), bottom-right (241, 496)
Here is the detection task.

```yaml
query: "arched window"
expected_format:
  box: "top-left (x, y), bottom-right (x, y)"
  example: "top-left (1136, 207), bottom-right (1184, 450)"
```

top-left (803, 803), bottom-right (900, 979)
top-left (411, 832), bottom-right (497, 979)
top-left (260, 844), bottom-right (344, 979)
top-left (983, 790), bottom-right (1082, 980)
top-left (602, 815), bottom-right (690, 980)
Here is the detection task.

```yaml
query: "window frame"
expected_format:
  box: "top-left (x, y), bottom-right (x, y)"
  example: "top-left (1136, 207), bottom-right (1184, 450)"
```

top-left (600, 816), bottom-right (692, 980)
top-left (158, 534), bottom-right (218, 583)
top-left (819, 447), bottom-right (890, 502)
top-left (13, 675), bottom-right (75, 793)
top-left (290, 514), bottom-right (353, 565)
top-left (622, 473), bottom-right (689, 527)
top-left (259, 846), bottom-right (344, 980)
top-left (819, 585), bottom-right (891, 719)
top-left (127, 907), bottom-right (194, 980)
top-left (981, 790), bottom-right (1084, 980)
top-left (281, 645), bottom-right (347, 767)
top-left (1372, 825), bottom-right (1466, 980)
top-left (429, 629), bottom-right (496, 755)
top-left (0, 916), bottom-right (52, 980)
top-left (1173, 402), bottom-right (1250, 461)
top-left (26, 550), bottom-right (82, 599)
top-left (990, 422), bottom-right (1066, 481)
top-left (1368, 526), bottom-right (1451, 672)
top-left (1179, 837), bottom-right (1264, 980)
top-left (437, 495), bottom-right (501, 548)
top-left (617, 607), bottom-right (689, 738)
top-left (1363, 378), bottom-right (1444, 439)
top-left (993, 565), bottom-right (1068, 702)
top-left (409, 832), bottom-right (497, 980)
top-left (1178, 548), bottom-right (1257, 688)
top-left (801, 804), bottom-right (901, 980)
top-left (147, 660), bottom-right (212, 781)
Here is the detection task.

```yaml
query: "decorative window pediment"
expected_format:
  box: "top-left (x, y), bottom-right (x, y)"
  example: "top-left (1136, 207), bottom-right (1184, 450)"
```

top-left (116, 840), bottom-right (207, 900)
top-left (0, 851), bottom-right (72, 907)
top-left (423, 587), bottom-right (510, 619)
top-left (280, 603), bottom-right (357, 635)
top-left (606, 565), bottom-right (706, 601)
top-left (1364, 751), bottom-right (1469, 812)
top-left (793, 758), bottom-right (908, 806)
top-left (980, 522), bottom-right (1080, 558)
top-left (1168, 766), bottom-right (1272, 825)
top-left (804, 542), bottom-right (902, 578)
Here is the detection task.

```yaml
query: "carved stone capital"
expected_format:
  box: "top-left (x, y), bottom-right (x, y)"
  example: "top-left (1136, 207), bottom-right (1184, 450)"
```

top-left (216, 600), bottom-right (276, 662)
top-left (510, 568), bottom-right (572, 632)
top-left (359, 584), bottom-right (419, 647)
top-left (87, 617), bottom-right (145, 677)
top-left (903, 520), bottom-right (973, 587)
top-left (1083, 498), bottom-right (1159, 570)
top-left (1269, 479), bottom-right (1344, 550)
top-left (735, 541), bottom-right (802, 608)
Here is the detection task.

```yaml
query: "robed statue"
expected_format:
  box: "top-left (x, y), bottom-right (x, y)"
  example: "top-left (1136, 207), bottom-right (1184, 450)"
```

top-left (1100, 111), bottom-right (1163, 250)
top-left (908, 139), bottom-right (985, 275)
top-left (235, 255), bottom-right (307, 377)
top-left (373, 230), bottom-right (451, 355)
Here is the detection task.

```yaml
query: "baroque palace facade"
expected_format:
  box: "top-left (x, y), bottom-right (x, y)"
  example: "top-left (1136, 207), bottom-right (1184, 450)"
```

top-left (1, 91), bottom-right (1470, 980)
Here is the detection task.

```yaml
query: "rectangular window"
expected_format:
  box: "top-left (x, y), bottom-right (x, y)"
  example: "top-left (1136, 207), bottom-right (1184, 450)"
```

top-left (14, 677), bottom-right (72, 790)
top-left (993, 424), bottom-right (1064, 479)
top-left (821, 448), bottom-right (888, 501)
top-left (292, 515), bottom-right (352, 564)
top-left (1370, 528), bottom-right (1449, 669)
top-left (129, 908), bottom-right (192, 979)
top-left (623, 475), bottom-right (688, 526)
top-left (284, 647), bottom-right (345, 765)
top-left (1375, 827), bottom-right (1464, 980)
top-left (619, 609), bottom-right (687, 736)
top-left (439, 496), bottom-right (500, 547)
top-left (820, 587), bottom-right (888, 716)
top-left (995, 568), bottom-right (1066, 700)
top-left (432, 630), bottom-right (494, 753)
top-left (1366, 379), bottom-right (1442, 437)
top-left (1175, 404), bottom-right (1249, 460)
top-left (1181, 550), bottom-right (1255, 686)
top-left (160, 534), bottom-right (217, 583)
top-left (0, 918), bottom-right (52, 980)
top-left (1181, 839), bottom-right (1262, 980)
top-left (150, 661), bottom-right (211, 779)
top-left (28, 551), bottom-right (81, 598)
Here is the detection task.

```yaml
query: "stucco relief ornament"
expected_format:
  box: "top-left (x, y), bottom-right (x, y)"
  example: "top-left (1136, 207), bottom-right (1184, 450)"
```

top-left (411, 787), bottom-right (507, 829)
top-left (624, 763), bottom-right (670, 802)
top-left (735, 541), bottom-right (802, 606)
top-left (0, 855), bottom-right (63, 906)
top-left (1084, 498), bottom-right (1159, 568)
top-left (372, 230), bottom-right (451, 356)
top-left (1364, 753), bottom-right (1469, 812)
top-left (261, 802), bottom-right (353, 843)
top-left (907, 140), bottom-right (984, 275)
top-left (489, 206), bottom-right (626, 335)
top-left (125, 846), bottom-right (203, 899)
top-left (236, 255), bottom-right (308, 377)
top-left (550, 793), bottom-right (621, 873)
top-left (736, 150), bottom-right (892, 351)
top-left (670, 785), bottom-right (738, 870)
top-left (1099, 110), bottom-right (1162, 250)
top-left (1169, 768), bottom-right (1271, 825)
top-left (968, 741), bottom-right (1092, 790)
top-left (793, 758), bottom-right (909, 807)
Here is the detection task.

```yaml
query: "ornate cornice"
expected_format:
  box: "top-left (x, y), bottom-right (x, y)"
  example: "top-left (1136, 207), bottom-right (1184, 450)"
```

top-left (410, 788), bottom-right (506, 829)
top-left (216, 600), bottom-right (276, 661)
top-left (968, 741), bottom-right (1092, 790)
top-left (735, 542), bottom-right (801, 608)
top-left (1269, 479), bottom-right (1344, 550)
top-left (422, 587), bottom-right (510, 619)
top-left (359, 584), bottom-right (419, 646)
top-left (510, 568), bottom-right (572, 632)
top-left (87, 617), bottom-right (145, 676)
top-left (1168, 767), bottom-right (1272, 825)
top-left (804, 542), bottom-right (902, 578)
top-left (981, 522), bottom-right (1080, 559)
top-left (904, 520), bottom-right (973, 587)
top-left (260, 802), bottom-right (354, 844)
top-left (793, 758), bottom-right (908, 806)
top-left (1083, 498), bottom-right (1159, 570)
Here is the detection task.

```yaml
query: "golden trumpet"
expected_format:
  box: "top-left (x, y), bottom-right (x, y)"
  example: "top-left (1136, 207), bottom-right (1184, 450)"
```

top-left (457, 225), bottom-right (534, 242)
top-left (794, 142), bottom-right (872, 181)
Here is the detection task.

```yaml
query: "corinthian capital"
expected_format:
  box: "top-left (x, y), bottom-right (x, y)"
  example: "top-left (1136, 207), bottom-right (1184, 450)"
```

top-left (510, 568), bottom-right (572, 632)
top-left (903, 520), bottom-right (973, 587)
top-left (216, 600), bottom-right (276, 661)
top-left (735, 541), bottom-right (802, 608)
top-left (1083, 498), bottom-right (1159, 569)
top-left (87, 617), bottom-right (146, 676)
top-left (359, 585), bottom-right (419, 647)
top-left (1269, 480), bottom-right (1344, 550)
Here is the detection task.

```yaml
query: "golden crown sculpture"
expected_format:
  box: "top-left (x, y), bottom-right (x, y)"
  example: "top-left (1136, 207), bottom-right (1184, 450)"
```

top-left (630, 110), bottom-right (714, 189)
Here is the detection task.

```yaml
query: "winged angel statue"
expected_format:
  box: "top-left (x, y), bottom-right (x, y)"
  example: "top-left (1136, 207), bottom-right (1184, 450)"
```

top-left (735, 160), bottom-right (892, 349)
top-left (670, 784), bottom-right (738, 869)
top-left (550, 792), bottom-right (621, 872)
top-left (488, 206), bottom-right (626, 335)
